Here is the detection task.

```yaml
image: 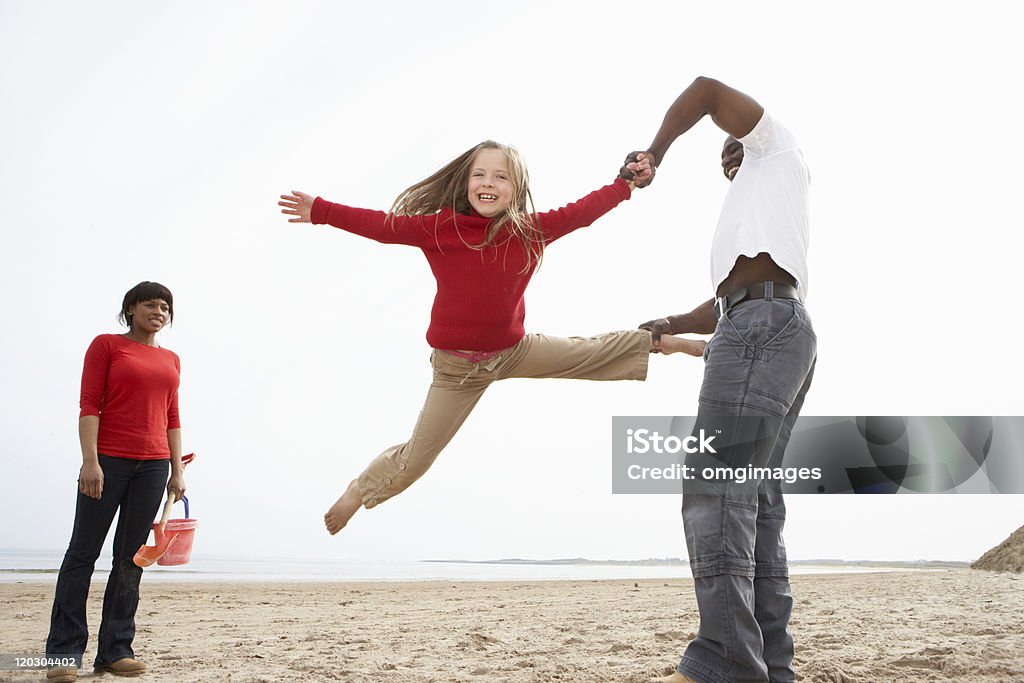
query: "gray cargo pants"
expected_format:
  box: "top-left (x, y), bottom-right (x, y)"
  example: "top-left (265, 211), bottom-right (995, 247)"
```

top-left (678, 293), bottom-right (817, 683)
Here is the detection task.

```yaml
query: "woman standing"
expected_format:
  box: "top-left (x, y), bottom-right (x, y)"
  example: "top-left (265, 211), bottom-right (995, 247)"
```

top-left (45, 282), bottom-right (185, 682)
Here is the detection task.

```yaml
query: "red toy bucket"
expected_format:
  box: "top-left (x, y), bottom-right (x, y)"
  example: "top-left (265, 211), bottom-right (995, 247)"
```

top-left (133, 454), bottom-right (200, 568)
top-left (156, 516), bottom-right (199, 566)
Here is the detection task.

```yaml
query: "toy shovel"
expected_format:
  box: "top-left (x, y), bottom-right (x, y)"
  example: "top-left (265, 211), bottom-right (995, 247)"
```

top-left (133, 495), bottom-right (178, 568)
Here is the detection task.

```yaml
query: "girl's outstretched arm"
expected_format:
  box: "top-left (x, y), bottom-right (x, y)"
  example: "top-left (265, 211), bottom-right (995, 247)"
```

top-left (536, 178), bottom-right (633, 243)
top-left (278, 190), bottom-right (430, 246)
top-left (537, 154), bottom-right (653, 242)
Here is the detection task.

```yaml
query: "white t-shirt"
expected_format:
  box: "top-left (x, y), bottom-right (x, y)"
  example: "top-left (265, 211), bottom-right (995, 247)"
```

top-left (710, 111), bottom-right (810, 297)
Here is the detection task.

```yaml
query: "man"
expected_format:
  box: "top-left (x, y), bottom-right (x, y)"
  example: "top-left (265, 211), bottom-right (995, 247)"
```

top-left (625, 77), bottom-right (817, 683)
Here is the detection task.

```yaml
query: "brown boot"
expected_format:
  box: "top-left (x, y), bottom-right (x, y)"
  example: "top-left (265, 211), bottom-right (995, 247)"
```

top-left (46, 665), bottom-right (77, 682)
top-left (94, 657), bottom-right (147, 677)
top-left (651, 673), bottom-right (697, 683)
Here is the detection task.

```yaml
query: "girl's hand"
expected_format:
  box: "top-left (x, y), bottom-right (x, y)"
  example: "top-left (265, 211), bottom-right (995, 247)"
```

top-left (618, 151), bottom-right (656, 188)
top-left (279, 190), bottom-right (314, 223)
top-left (79, 461), bottom-right (104, 500)
top-left (167, 473), bottom-right (187, 503)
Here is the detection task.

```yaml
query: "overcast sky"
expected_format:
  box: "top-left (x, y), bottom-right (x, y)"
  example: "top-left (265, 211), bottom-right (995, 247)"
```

top-left (1, 1), bottom-right (1022, 565)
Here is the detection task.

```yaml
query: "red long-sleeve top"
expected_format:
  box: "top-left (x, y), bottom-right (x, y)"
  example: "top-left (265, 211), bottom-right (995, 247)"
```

top-left (79, 334), bottom-right (181, 460)
top-left (311, 178), bottom-right (632, 351)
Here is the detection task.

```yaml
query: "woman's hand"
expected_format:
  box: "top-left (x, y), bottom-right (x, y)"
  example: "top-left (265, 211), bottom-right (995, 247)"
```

top-left (167, 473), bottom-right (187, 503)
top-left (79, 460), bottom-right (104, 500)
top-left (278, 190), bottom-right (314, 223)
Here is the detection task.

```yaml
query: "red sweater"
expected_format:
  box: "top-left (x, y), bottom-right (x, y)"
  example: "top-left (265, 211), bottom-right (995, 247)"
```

top-left (79, 334), bottom-right (181, 460)
top-left (311, 178), bottom-right (632, 351)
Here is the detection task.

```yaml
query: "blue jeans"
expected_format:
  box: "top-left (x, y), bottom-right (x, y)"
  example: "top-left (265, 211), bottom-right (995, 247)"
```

top-left (678, 295), bottom-right (816, 683)
top-left (46, 455), bottom-right (169, 667)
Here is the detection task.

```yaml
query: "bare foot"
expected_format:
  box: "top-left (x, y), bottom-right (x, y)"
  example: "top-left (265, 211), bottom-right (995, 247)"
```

top-left (650, 672), bottom-right (697, 683)
top-left (324, 479), bottom-right (363, 535)
top-left (655, 334), bottom-right (707, 357)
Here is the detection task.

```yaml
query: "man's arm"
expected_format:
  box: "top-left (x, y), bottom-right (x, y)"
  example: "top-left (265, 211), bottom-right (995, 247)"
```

top-left (646, 77), bottom-right (764, 167)
top-left (639, 298), bottom-right (717, 346)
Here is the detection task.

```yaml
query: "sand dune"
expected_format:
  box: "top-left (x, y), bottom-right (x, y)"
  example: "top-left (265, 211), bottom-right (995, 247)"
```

top-left (972, 524), bottom-right (1024, 573)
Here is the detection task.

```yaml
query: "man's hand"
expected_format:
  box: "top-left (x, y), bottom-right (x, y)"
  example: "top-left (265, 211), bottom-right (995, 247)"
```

top-left (639, 317), bottom-right (673, 351)
top-left (644, 300), bottom-right (719, 342)
top-left (279, 190), bottom-right (314, 223)
top-left (619, 151), bottom-right (657, 188)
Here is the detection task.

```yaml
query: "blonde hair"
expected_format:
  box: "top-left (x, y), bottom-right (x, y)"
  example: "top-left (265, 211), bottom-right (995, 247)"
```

top-left (388, 141), bottom-right (544, 272)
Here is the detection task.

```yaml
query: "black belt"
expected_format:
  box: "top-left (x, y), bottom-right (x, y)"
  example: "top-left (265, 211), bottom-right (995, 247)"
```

top-left (714, 282), bottom-right (799, 320)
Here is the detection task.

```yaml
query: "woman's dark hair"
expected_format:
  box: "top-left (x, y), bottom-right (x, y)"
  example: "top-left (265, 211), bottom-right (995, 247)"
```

top-left (119, 281), bottom-right (174, 330)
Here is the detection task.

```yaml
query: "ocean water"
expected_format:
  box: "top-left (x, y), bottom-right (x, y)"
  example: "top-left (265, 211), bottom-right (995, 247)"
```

top-left (0, 549), bottom-right (909, 583)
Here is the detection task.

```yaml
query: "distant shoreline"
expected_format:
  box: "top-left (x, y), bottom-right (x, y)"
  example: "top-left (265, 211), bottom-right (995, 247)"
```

top-left (0, 550), bottom-right (972, 584)
top-left (2, 557), bottom-right (972, 574)
top-left (420, 557), bottom-right (971, 569)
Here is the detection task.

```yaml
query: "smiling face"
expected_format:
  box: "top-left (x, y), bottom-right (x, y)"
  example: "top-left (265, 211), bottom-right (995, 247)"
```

top-left (466, 147), bottom-right (514, 218)
top-left (721, 136), bottom-right (744, 181)
top-left (128, 299), bottom-right (171, 335)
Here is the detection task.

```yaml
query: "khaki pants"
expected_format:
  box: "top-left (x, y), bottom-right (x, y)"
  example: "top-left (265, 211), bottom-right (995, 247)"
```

top-left (358, 329), bottom-right (651, 508)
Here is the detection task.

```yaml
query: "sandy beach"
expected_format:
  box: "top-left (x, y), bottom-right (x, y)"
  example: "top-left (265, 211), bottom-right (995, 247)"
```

top-left (2, 569), bottom-right (1022, 682)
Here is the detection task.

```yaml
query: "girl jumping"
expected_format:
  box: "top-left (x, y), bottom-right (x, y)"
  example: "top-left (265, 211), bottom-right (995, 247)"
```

top-left (279, 141), bottom-right (703, 534)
